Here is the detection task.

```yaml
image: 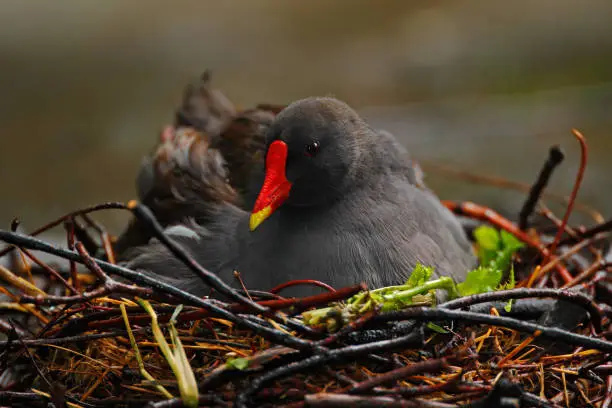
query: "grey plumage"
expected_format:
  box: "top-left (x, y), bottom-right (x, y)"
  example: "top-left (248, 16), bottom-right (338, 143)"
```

top-left (123, 97), bottom-right (476, 297)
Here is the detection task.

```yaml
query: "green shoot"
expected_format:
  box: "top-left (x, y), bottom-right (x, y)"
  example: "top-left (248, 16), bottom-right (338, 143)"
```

top-left (138, 299), bottom-right (198, 408)
top-left (119, 303), bottom-right (173, 399)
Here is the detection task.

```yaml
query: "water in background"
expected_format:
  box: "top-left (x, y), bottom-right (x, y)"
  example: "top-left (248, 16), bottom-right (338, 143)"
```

top-left (1, 0), bottom-right (611, 234)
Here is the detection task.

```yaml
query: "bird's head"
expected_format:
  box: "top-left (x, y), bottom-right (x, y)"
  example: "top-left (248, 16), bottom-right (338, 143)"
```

top-left (249, 97), bottom-right (369, 231)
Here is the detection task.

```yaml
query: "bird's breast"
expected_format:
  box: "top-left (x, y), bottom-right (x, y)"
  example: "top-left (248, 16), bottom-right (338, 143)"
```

top-left (234, 205), bottom-right (412, 296)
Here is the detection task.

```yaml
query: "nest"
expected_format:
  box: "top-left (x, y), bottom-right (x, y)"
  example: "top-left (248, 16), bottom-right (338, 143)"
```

top-left (0, 132), bottom-right (611, 408)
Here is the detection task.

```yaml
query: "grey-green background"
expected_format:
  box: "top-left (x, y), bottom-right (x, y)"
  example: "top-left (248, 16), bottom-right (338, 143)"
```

top-left (1, 0), bottom-right (611, 235)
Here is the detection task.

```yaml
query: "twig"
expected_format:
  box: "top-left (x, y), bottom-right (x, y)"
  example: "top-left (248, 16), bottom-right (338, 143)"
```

top-left (562, 259), bottom-right (611, 289)
top-left (233, 271), bottom-right (253, 301)
top-left (19, 242), bottom-right (153, 305)
top-left (529, 233), bottom-right (608, 287)
top-left (81, 213), bottom-right (116, 264)
top-left (0, 329), bottom-right (146, 348)
top-left (64, 219), bottom-right (81, 293)
top-left (70, 218), bottom-right (100, 257)
top-left (8, 319), bottom-right (54, 391)
top-left (198, 345), bottom-right (296, 391)
top-left (543, 129), bottom-right (588, 265)
top-left (538, 203), bottom-right (581, 244)
top-left (439, 287), bottom-right (603, 333)
top-left (374, 377), bottom-right (486, 399)
top-left (520, 391), bottom-right (562, 408)
top-left (270, 279), bottom-right (337, 294)
top-left (20, 246), bottom-right (78, 295)
top-left (0, 390), bottom-right (91, 408)
top-left (557, 217), bottom-right (612, 247)
top-left (304, 393), bottom-right (455, 407)
top-left (519, 145), bottom-right (565, 230)
top-left (233, 330), bottom-right (424, 405)
top-left (602, 376), bottom-right (612, 408)
top-left (0, 318), bottom-right (28, 338)
top-left (347, 353), bottom-right (463, 394)
top-left (0, 202), bottom-right (127, 258)
top-left (370, 308), bottom-right (612, 352)
top-left (0, 264), bottom-right (46, 296)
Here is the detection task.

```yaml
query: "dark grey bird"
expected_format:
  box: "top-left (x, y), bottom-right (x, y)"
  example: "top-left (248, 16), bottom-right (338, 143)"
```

top-left (120, 96), bottom-right (476, 298)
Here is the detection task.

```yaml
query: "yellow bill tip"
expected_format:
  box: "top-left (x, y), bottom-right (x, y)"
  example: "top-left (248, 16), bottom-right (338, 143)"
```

top-left (249, 206), bottom-right (272, 231)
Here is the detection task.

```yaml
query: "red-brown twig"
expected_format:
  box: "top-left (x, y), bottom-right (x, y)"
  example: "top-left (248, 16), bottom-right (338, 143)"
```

top-left (562, 259), bottom-right (611, 289)
top-left (302, 393), bottom-right (448, 407)
top-left (603, 376), bottom-right (612, 408)
top-left (270, 279), bottom-right (337, 294)
top-left (234, 271), bottom-right (254, 301)
top-left (81, 213), bottom-right (116, 264)
top-left (0, 319), bottom-right (28, 338)
top-left (19, 247), bottom-right (78, 295)
top-left (64, 219), bottom-right (81, 293)
top-left (346, 353), bottom-right (465, 394)
top-left (19, 242), bottom-right (152, 306)
top-left (543, 129), bottom-right (588, 265)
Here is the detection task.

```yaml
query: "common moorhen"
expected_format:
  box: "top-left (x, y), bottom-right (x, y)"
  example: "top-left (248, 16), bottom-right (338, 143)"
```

top-left (120, 94), bottom-right (477, 297)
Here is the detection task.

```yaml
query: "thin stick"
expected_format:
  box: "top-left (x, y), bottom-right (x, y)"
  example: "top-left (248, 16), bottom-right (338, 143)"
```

top-left (19, 247), bottom-right (78, 295)
top-left (65, 219), bottom-right (81, 292)
top-left (0, 202), bottom-right (127, 258)
top-left (519, 145), bottom-right (565, 230)
top-left (440, 287), bottom-right (603, 333)
top-left (81, 213), bottom-right (116, 264)
top-left (543, 129), bottom-right (588, 264)
top-left (372, 308), bottom-right (612, 352)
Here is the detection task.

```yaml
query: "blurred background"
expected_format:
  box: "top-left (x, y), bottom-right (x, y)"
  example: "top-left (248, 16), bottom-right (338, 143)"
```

top-left (1, 0), bottom-right (611, 235)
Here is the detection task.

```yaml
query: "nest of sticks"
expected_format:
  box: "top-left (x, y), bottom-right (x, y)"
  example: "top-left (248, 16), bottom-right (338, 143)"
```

top-left (0, 130), bottom-right (611, 408)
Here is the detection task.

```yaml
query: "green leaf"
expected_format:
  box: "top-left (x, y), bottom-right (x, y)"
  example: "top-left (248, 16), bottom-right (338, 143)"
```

top-left (456, 228), bottom-right (523, 298)
top-left (457, 266), bottom-right (503, 296)
top-left (504, 298), bottom-right (514, 312)
top-left (473, 226), bottom-right (501, 266)
top-left (507, 264), bottom-right (516, 289)
top-left (492, 232), bottom-right (525, 272)
top-left (500, 230), bottom-right (523, 251)
top-left (498, 264), bottom-right (516, 291)
top-left (426, 322), bottom-right (448, 334)
top-left (226, 357), bottom-right (250, 370)
top-left (474, 225), bottom-right (501, 251)
top-left (405, 263), bottom-right (433, 288)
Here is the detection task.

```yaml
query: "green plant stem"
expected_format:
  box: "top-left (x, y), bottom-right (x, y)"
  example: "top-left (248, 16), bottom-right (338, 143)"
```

top-left (138, 299), bottom-right (198, 408)
top-left (119, 303), bottom-right (173, 399)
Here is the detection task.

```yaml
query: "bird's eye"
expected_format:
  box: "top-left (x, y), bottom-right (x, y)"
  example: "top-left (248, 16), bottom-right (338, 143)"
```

top-left (304, 141), bottom-right (320, 157)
